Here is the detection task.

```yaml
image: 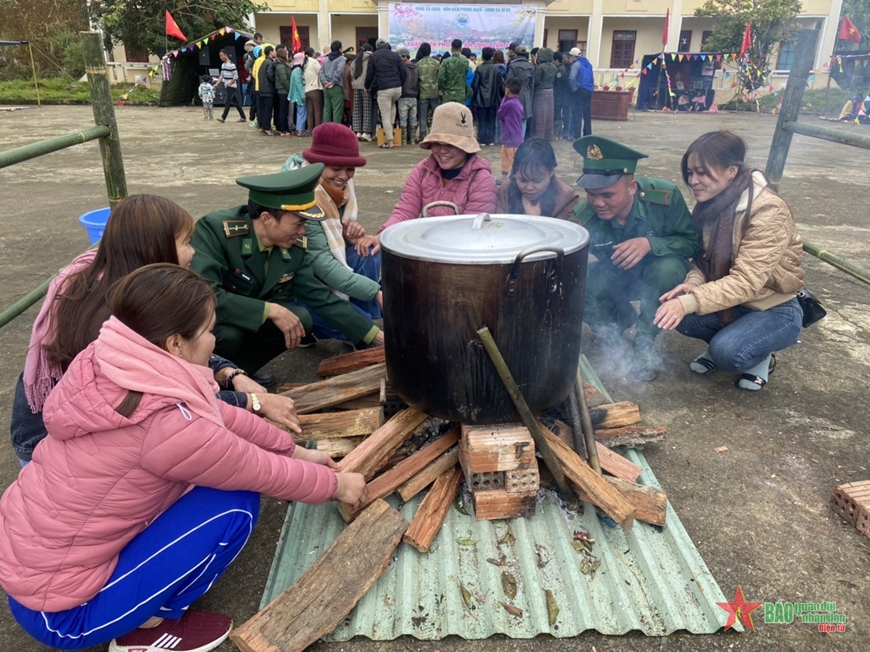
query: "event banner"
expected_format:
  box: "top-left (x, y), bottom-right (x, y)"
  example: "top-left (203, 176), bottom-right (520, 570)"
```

top-left (388, 3), bottom-right (537, 55)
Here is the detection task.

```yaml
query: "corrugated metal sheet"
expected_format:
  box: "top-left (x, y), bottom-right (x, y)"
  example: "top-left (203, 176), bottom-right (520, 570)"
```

top-left (261, 359), bottom-right (735, 638)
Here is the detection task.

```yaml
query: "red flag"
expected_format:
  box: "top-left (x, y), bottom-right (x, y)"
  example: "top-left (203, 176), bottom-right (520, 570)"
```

top-left (739, 23), bottom-right (752, 58)
top-left (839, 16), bottom-right (862, 44)
top-left (165, 10), bottom-right (188, 42)
top-left (291, 16), bottom-right (303, 54)
top-left (662, 8), bottom-right (670, 48)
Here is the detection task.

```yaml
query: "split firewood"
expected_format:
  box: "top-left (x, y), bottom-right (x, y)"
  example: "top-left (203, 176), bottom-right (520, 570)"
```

top-left (551, 420), bottom-right (641, 482)
top-left (593, 425), bottom-right (668, 448)
top-left (280, 363), bottom-right (385, 414)
top-left (396, 447), bottom-right (460, 502)
top-left (339, 407), bottom-right (429, 481)
top-left (316, 346), bottom-right (386, 377)
top-left (267, 407), bottom-right (384, 442)
top-left (230, 500), bottom-right (408, 652)
top-left (331, 392), bottom-right (382, 411)
top-left (575, 477), bottom-right (668, 528)
top-left (539, 424), bottom-right (635, 530)
top-left (588, 402), bottom-right (641, 429)
top-left (276, 382), bottom-right (307, 393)
top-left (338, 427), bottom-right (460, 522)
top-left (403, 466), bottom-right (463, 552)
top-left (316, 437), bottom-right (364, 459)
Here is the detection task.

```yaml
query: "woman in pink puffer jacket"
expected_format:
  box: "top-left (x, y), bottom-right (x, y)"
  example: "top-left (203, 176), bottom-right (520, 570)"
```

top-left (375, 101), bottom-right (497, 242)
top-left (0, 265), bottom-right (367, 652)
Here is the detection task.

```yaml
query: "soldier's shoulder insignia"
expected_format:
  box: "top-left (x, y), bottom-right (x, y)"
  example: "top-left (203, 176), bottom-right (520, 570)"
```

top-left (295, 236), bottom-right (308, 250)
top-left (570, 202), bottom-right (595, 226)
top-left (637, 187), bottom-right (672, 206)
top-left (222, 220), bottom-right (249, 238)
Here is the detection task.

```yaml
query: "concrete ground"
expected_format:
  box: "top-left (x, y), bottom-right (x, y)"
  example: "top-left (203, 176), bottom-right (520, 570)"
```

top-left (0, 105), bottom-right (868, 652)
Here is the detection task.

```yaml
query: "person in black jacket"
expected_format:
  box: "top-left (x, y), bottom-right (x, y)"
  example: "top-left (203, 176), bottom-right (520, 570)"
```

top-left (473, 47), bottom-right (504, 146)
top-left (257, 46), bottom-right (277, 135)
top-left (365, 39), bottom-right (406, 148)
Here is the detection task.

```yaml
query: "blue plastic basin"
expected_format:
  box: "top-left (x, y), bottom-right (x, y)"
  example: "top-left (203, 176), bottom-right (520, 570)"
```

top-left (78, 207), bottom-right (111, 245)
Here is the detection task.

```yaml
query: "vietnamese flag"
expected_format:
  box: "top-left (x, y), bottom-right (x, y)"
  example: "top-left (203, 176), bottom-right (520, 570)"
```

top-left (165, 10), bottom-right (188, 42)
top-left (839, 16), bottom-right (862, 44)
top-left (291, 16), bottom-right (303, 53)
top-left (739, 23), bottom-right (752, 58)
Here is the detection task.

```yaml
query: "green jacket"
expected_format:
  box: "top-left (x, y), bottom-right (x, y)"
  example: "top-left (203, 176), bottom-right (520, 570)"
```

top-left (190, 206), bottom-right (378, 343)
top-left (570, 177), bottom-right (700, 262)
top-left (275, 60), bottom-right (291, 95)
top-left (417, 56), bottom-right (440, 99)
top-left (304, 220), bottom-right (380, 301)
top-left (438, 54), bottom-right (469, 103)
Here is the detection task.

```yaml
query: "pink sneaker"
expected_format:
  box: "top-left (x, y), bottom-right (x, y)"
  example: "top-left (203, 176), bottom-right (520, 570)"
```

top-left (109, 610), bottom-right (232, 652)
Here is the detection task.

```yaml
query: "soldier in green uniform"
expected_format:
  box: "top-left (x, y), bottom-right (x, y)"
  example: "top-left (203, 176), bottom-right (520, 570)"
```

top-left (570, 136), bottom-right (700, 380)
top-left (190, 164), bottom-right (383, 376)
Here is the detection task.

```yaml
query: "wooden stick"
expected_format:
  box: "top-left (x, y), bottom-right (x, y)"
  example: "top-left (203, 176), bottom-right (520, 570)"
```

top-left (539, 423), bottom-right (635, 530)
top-left (316, 437), bottom-right (363, 458)
top-left (331, 392), bottom-right (382, 411)
top-left (576, 369), bottom-right (602, 474)
top-left (396, 447), bottom-right (459, 502)
top-left (267, 407), bottom-right (384, 441)
top-left (230, 500), bottom-right (408, 652)
top-left (317, 347), bottom-right (386, 377)
top-left (588, 401), bottom-right (642, 429)
top-left (575, 477), bottom-right (667, 528)
top-left (595, 444), bottom-right (642, 483)
top-left (338, 427), bottom-right (460, 522)
top-left (477, 326), bottom-right (574, 502)
top-left (281, 363), bottom-right (386, 414)
top-left (403, 466), bottom-right (463, 552)
top-left (594, 425), bottom-right (668, 448)
top-left (339, 407), bottom-right (429, 481)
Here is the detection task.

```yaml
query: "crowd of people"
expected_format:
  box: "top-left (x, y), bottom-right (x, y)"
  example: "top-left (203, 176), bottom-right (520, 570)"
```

top-left (0, 42), bottom-right (812, 649)
top-left (204, 35), bottom-right (596, 149)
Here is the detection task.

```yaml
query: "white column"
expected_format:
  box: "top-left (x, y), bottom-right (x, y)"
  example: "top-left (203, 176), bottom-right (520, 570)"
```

top-left (379, 0), bottom-right (390, 41)
top-left (817, 0), bottom-right (844, 70)
top-left (535, 2), bottom-right (547, 47)
top-left (667, 0), bottom-right (683, 52)
top-left (318, 0), bottom-right (330, 51)
top-left (587, 0), bottom-right (604, 68)
top-left (247, 13), bottom-right (256, 31)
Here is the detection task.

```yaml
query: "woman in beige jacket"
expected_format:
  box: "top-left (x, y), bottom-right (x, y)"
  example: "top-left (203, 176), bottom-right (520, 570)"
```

top-left (655, 131), bottom-right (805, 391)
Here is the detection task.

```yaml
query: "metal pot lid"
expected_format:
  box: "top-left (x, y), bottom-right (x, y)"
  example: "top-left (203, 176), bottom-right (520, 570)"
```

top-left (379, 213), bottom-right (589, 264)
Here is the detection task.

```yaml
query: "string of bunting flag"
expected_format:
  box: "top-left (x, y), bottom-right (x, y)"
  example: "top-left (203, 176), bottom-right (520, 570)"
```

top-left (119, 26), bottom-right (253, 103)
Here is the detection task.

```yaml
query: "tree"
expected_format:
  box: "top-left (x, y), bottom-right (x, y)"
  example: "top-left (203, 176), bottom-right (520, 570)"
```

top-left (695, 0), bottom-right (802, 70)
top-left (91, 0), bottom-right (264, 56)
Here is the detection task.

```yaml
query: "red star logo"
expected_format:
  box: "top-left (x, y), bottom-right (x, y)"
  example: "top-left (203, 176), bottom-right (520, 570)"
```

top-left (717, 586), bottom-right (764, 631)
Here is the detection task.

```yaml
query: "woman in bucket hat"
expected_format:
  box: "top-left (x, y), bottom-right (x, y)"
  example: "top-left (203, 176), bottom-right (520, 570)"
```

top-left (373, 101), bottom-right (497, 246)
top-left (283, 123), bottom-right (383, 340)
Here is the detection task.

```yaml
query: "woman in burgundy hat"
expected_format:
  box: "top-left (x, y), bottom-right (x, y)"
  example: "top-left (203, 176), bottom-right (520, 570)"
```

top-left (287, 123), bottom-right (382, 341)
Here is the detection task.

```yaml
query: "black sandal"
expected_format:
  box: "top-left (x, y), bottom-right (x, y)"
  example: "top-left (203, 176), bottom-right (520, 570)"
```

top-left (736, 354), bottom-right (776, 391)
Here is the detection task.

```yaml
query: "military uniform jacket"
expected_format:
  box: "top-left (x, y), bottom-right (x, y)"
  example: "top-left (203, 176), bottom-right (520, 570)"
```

top-left (570, 177), bottom-right (700, 263)
top-left (190, 206), bottom-right (376, 343)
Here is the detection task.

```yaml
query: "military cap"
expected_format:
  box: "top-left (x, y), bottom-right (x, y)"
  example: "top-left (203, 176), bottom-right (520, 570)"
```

top-left (573, 136), bottom-right (648, 190)
top-left (235, 164), bottom-right (326, 219)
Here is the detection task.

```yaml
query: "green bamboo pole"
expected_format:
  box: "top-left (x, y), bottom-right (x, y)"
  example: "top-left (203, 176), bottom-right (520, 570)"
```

top-left (783, 120), bottom-right (870, 149)
top-left (0, 278), bottom-right (53, 329)
top-left (766, 28), bottom-right (820, 190)
top-left (477, 326), bottom-right (575, 502)
top-left (575, 368), bottom-right (602, 475)
top-left (80, 31), bottom-right (128, 209)
top-left (0, 126), bottom-right (110, 170)
top-left (803, 240), bottom-right (870, 285)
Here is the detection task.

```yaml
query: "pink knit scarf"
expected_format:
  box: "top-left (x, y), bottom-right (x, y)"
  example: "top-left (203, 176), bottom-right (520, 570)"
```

top-left (93, 316), bottom-right (224, 427)
top-left (22, 250), bottom-right (98, 413)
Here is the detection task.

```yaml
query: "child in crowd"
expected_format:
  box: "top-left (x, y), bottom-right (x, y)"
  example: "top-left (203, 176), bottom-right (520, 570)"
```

top-left (496, 138), bottom-right (579, 220)
top-left (198, 75), bottom-right (215, 120)
top-left (496, 78), bottom-right (524, 186)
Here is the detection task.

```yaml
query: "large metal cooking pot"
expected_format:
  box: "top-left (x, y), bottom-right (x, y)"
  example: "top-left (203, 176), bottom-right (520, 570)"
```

top-left (380, 213), bottom-right (590, 424)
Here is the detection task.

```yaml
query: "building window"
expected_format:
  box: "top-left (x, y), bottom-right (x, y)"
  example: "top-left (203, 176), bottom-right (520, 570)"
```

top-left (356, 27), bottom-right (378, 53)
top-left (280, 25), bottom-right (310, 52)
top-left (610, 31), bottom-right (636, 68)
top-left (678, 30), bottom-right (692, 52)
top-left (557, 29), bottom-right (579, 54)
top-left (701, 30), bottom-right (714, 47)
top-left (124, 45), bottom-right (149, 63)
top-left (776, 42), bottom-right (796, 70)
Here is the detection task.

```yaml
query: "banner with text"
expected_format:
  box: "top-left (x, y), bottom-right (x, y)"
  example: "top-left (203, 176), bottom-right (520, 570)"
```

top-left (388, 3), bottom-right (537, 56)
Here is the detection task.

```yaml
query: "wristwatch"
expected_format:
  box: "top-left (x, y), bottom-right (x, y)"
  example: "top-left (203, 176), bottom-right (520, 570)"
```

top-left (250, 393), bottom-right (262, 413)
top-left (223, 368), bottom-right (248, 389)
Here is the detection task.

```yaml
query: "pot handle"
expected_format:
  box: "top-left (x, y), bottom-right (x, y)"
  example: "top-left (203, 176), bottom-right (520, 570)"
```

top-left (471, 213), bottom-right (491, 231)
top-left (421, 201), bottom-right (460, 218)
top-left (505, 245), bottom-right (565, 297)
